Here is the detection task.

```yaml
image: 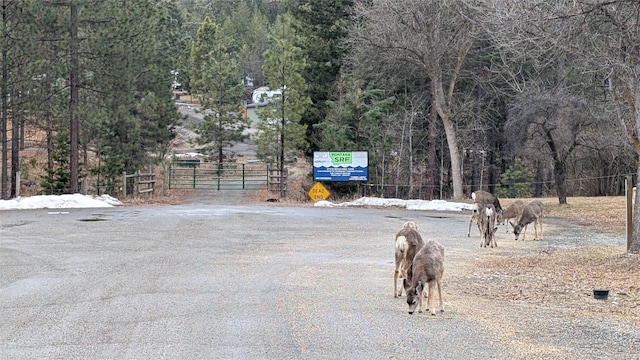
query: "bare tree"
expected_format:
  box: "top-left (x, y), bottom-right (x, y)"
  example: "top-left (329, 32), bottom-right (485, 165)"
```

top-left (506, 88), bottom-right (596, 204)
top-left (473, 0), bottom-right (640, 252)
top-left (347, 0), bottom-right (481, 199)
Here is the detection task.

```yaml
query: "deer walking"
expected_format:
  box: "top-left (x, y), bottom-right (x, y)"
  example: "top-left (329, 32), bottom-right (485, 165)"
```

top-left (467, 190), bottom-right (502, 237)
top-left (497, 199), bottom-right (525, 233)
top-left (510, 200), bottom-right (544, 241)
top-left (394, 222), bottom-right (424, 297)
top-left (404, 239), bottom-right (445, 316)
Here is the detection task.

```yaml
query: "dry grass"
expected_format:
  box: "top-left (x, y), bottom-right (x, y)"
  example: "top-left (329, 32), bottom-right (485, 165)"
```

top-left (454, 196), bottom-right (640, 324)
top-left (504, 196), bottom-right (628, 232)
top-left (456, 246), bottom-right (640, 318)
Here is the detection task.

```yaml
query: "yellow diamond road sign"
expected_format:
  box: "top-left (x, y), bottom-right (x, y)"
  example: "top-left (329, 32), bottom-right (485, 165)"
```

top-left (308, 182), bottom-right (330, 202)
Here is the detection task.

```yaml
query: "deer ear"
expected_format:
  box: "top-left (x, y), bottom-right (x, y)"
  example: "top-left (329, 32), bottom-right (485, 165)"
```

top-left (416, 281), bottom-right (423, 294)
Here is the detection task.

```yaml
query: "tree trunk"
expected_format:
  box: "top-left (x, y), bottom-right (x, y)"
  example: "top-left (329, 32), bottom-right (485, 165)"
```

top-left (545, 128), bottom-right (568, 204)
top-left (10, 91), bottom-right (19, 198)
top-left (555, 159), bottom-right (567, 205)
top-left (431, 78), bottom-right (463, 199)
top-left (425, 95), bottom-right (437, 200)
top-left (46, 113), bottom-right (54, 185)
top-left (630, 165), bottom-right (640, 254)
top-left (1, 48), bottom-right (6, 200)
top-left (534, 160), bottom-right (544, 197)
top-left (69, 3), bottom-right (79, 193)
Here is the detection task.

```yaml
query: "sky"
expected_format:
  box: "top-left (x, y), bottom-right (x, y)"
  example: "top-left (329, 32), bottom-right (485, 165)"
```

top-left (0, 194), bottom-right (474, 212)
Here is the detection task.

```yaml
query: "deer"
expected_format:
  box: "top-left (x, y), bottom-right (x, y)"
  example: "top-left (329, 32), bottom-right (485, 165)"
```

top-left (467, 190), bottom-right (503, 237)
top-left (404, 239), bottom-right (445, 316)
top-left (394, 222), bottom-right (424, 298)
top-left (510, 200), bottom-right (544, 241)
top-left (478, 202), bottom-right (498, 248)
top-left (402, 221), bottom-right (418, 231)
top-left (496, 199), bottom-right (525, 233)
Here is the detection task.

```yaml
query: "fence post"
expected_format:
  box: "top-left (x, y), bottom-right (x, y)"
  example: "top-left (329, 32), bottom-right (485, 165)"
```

top-left (16, 171), bottom-right (21, 197)
top-left (626, 175), bottom-right (633, 252)
top-left (122, 171), bottom-right (127, 198)
top-left (135, 171), bottom-right (139, 195)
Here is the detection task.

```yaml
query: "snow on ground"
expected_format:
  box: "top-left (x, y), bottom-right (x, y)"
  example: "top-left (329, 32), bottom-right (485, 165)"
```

top-left (314, 197), bottom-right (473, 212)
top-left (0, 194), bottom-right (122, 210)
top-left (0, 194), bottom-right (472, 212)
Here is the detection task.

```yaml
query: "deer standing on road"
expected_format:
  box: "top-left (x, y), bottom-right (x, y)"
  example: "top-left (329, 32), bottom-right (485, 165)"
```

top-left (497, 199), bottom-right (525, 233)
top-left (478, 202), bottom-right (498, 248)
top-left (510, 200), bottom-right (544, 241)
top-left (467, 190), bottom-right (502, 237)
top-left (394, 222), bottom-right (424, 297)
top-left (404, 239), bottom-right (445, 316)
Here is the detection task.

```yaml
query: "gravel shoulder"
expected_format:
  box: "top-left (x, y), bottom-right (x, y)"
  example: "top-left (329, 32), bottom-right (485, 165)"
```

top-left (446, 218), bottom-right (639, 359)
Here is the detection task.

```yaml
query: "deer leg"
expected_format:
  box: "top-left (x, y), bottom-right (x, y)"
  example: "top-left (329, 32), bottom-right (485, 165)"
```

top-left (436, 278), bottom-right (444, 313)
top-left (427, 281), bottom-right (436, 315)
top-left (394, 259), bottom-right (402, 297)
top-left (394, 269), bottom-right (399, 297)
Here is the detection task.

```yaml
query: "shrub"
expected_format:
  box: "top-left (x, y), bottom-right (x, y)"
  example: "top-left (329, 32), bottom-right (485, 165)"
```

top-left (496, 158), bottom-right (535, 198)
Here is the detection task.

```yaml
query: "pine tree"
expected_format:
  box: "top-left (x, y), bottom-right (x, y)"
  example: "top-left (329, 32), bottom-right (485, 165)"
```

top-left (290, 0), bottom-right (353, 153)
top-left (1, 0), bottom-right (41, 198)
top-left (40, 128), bottom-right (71, 195)
top-left (79, 0), bottom-right (181, 194)
top-left (190, 16), bottom-right (250, 165)
top-left (257, 13), bottom-right (310, 196)
top-left (496, 158), bottom-right (535, 198)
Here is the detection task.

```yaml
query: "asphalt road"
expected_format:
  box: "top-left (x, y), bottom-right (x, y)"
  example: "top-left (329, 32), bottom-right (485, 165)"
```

top-left (0, 202), bottom-right (636, 359)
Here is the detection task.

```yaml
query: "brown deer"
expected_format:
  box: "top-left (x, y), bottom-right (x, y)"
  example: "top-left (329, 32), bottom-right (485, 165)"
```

top-left (478, 202), bottom-right (498, 248)
top-left (510, 200), bottom-right (544, 241)
top-left (467, 190), bottom-right (503, 237)
top-left (394, 222), bottom-right (424, 297)
top-left (497, 199), bottom-right (525, 233)
top-left (404, 239), bottom-right (445, 315)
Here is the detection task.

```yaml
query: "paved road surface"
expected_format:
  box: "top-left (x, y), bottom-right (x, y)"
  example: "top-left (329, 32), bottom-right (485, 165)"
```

top-left (1, 201), bottom-right (636, 359)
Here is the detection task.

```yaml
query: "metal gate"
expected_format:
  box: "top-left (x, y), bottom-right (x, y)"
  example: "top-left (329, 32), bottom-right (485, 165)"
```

top-left (168, 161), bottom-right (269, 190)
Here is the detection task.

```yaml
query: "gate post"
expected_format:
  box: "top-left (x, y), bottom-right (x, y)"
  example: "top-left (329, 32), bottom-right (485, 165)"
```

top-left (217, 164), bottom-right (221, 191)
top-left (242, 164), bottom-right (246, 190)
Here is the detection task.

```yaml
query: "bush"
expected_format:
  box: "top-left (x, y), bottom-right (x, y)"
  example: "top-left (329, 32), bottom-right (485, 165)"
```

top-left (496, 158), bottom-right (535, 198)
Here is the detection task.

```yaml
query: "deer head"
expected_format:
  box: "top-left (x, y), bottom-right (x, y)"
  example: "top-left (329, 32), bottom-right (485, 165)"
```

top-left (406, 280), bottom-right (424, 314)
